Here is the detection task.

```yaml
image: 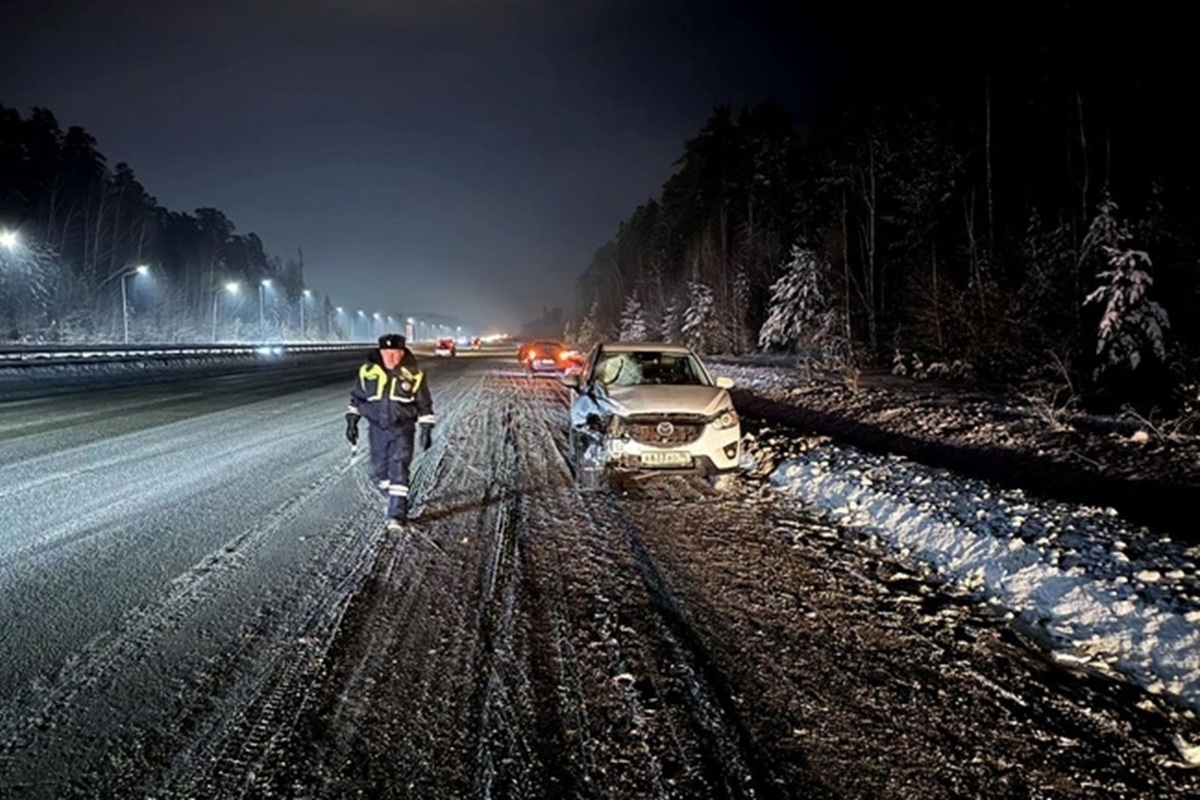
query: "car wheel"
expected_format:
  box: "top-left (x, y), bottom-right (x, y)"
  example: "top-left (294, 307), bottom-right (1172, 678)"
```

top-left (570, 429), bottom-right (604, 491)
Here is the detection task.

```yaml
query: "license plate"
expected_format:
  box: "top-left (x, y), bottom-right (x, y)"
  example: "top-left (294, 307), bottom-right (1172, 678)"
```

top-left (536, 359), bottom-right (556, 367)
top-left (641, 451), bottom-right (692, 467)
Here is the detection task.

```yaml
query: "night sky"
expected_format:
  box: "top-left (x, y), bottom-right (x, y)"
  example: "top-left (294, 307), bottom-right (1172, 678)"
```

top-left (0, 0), bottom-right (855, 334)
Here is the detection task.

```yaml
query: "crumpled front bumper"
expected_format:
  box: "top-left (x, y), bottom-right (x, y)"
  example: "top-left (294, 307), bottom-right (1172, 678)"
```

top-left (601, 424), bottom-right (742, 475)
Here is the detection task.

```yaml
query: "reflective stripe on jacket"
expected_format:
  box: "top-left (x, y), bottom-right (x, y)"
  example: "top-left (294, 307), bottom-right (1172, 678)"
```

top-left (348, 349), bottom-right (435, 430)
top-left (358, 362), bottom-right (424, 402)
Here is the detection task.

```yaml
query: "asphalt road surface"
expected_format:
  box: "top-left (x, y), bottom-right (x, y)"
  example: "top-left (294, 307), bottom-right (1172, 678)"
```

top-left (0, 350), bottom-right (1194, 799)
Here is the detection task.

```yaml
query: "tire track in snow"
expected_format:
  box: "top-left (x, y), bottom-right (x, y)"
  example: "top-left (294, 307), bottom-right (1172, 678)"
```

top-left (151, 503), bottom-right (383, 798)
top-left (515, 373), bottom-right (742, 796)
top-left (149, 372), bottom-right (496, 797)
top-left (527, 374), bottom-right (784, 796)
top-left (0, 430), bottom-right (374, 797)
top-left (247, 364), bottom-right (788, 797)
top-left (256, 369), bottom-right (535, 797)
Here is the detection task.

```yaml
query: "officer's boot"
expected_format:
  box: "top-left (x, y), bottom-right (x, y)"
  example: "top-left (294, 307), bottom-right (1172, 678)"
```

top-left (387, 495), bottom-right (409, 529)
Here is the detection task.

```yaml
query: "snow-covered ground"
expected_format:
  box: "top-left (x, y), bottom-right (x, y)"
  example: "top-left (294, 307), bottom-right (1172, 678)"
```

top-left (721, 359), bottom-right (1200, 763)
top-left (6, 351), bottom-right (1199, 766)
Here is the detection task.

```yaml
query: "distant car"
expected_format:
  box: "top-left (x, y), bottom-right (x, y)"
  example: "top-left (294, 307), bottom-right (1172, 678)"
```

top-left (470, 336), bottom-right (482, 350)
top-left (520, 340), bottom-right (571, 374)
top-left (560, 341), bottom-right (741, 489)
top-left (559, 346), bottom-right (586, 375)
top-left (435, 337), bottom-right (456, 357)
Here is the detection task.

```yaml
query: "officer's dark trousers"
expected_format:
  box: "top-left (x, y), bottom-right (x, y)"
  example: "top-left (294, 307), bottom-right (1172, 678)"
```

top-left (368, 423), bottom-right (415, 519)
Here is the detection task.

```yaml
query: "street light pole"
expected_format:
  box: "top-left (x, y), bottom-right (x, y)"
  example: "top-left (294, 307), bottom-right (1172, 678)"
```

top-left (300, 289), bottom-right (311, 340)
top-left (120, 265), bottom-right (149, 344)
top-left (258, 279), bottom-right (271, 341)
top-left (97, 263), bottom-right (150, 344)
top-left (213, 282), bottom-right (239, 342)
top-left (122, 272), bottom-right (130, 344)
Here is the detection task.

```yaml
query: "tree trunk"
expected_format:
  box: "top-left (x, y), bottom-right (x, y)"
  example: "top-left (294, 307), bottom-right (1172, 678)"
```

top-left (841, 185), bottom-right (851, 342)
top-left (932, 241), bottom-right (943, 352)
top-left (1077, 90), bottom-right (1089, 217)
top-left (985, 77), bottom-right (994, 255)
top-left (865, 140), bottom-right (878, 353)
top-left (964, 190), bottom-right (985, 314)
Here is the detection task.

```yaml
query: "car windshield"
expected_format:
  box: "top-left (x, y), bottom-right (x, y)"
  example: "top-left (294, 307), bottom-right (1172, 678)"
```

top-left (592, 350), bottom-right (709, 387)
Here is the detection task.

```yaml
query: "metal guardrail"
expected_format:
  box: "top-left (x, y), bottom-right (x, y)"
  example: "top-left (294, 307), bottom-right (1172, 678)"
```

top-left (0, 342), bottom-right (372, 365)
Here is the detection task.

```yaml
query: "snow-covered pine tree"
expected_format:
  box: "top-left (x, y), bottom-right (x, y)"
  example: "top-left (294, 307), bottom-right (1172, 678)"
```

top-left (1079, 191), bottom-right (1124, 270)
top-left (1085, 244), bottom-right (1170, 376)
top-left (757, 245), bottom-right (831, 353)
top-left (576, 298), bottom-right (601, 348)
top-left (659, 296), bottom-right (680, 343)
top-left (618, 293), bottom-right (648, 341)
top-left (681, 280), bottom-right (714, 353)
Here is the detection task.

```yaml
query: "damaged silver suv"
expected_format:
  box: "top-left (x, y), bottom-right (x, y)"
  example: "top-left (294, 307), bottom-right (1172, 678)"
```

top-left (560, 341), bottom-right (742, 489)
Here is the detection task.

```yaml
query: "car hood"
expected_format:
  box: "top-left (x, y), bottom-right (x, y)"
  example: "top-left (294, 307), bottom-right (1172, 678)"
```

top-left (601, 385), bottom-right (731, 417)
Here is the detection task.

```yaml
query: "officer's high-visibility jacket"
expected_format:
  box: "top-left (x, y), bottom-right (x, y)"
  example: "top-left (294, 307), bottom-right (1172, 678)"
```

top-left (347, 348), bottom-right (435, 430)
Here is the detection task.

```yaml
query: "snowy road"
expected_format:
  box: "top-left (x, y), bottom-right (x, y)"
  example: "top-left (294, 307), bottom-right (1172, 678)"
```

top-left (0, 354), bottom-right (1195, 798)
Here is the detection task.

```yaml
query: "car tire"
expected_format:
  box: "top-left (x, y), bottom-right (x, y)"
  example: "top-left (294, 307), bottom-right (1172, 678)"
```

top-left (569, 429), bottom-right (604, 491)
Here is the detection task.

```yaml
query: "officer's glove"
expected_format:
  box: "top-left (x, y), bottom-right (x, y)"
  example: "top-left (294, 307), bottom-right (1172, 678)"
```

top-left (345, 413), bottom-right (360, 446)
top-left (419, 422), bottom-right (433, 451)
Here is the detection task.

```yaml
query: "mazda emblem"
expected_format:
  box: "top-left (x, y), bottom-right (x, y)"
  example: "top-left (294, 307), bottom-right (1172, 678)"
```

top-left (656, 421), bottom-right (674, 437)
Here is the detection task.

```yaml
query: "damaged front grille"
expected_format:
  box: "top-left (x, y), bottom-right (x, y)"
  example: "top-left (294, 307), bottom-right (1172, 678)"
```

top-left (624, 415), bottom-right (705, 445)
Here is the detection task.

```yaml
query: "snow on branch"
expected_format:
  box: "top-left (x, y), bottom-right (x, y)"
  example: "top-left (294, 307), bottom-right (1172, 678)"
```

top-left (1084, 245), bottom-right (1169, 375)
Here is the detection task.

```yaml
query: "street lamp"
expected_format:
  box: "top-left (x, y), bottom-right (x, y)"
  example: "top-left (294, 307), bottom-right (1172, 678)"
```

top-left (356, 310), bottom-right (365, 341)
top-left (300, 289), bottom-right (311, 339)
top-left (120, 265), bottom-right (150, 344)
top-left (259, 279), bottom-right (272, 341)
top-left (98, 263), bottom-right (150, 343)
top-left (213, 281), bottom-right (240, 342)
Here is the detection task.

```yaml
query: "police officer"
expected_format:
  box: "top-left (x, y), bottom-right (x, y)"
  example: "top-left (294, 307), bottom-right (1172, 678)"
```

top-left (345, 333), bottom-right (435, 529)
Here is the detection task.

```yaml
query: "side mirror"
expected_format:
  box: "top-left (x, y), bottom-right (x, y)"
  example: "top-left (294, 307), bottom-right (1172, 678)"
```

top-left (715, 376), bottom-right (735, 389)
top-left (561, 373), bottom-right (581, 390)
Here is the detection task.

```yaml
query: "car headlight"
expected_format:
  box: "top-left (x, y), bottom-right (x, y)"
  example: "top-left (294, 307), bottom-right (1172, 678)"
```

top-left (713, 408), bottom-right (739, 429)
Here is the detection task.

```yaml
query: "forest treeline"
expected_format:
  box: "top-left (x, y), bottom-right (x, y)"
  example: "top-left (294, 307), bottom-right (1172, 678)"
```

top-left (0, 104), bottom-right (330, 342)
top-left (568, 7), bottom-right (1197, 415)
